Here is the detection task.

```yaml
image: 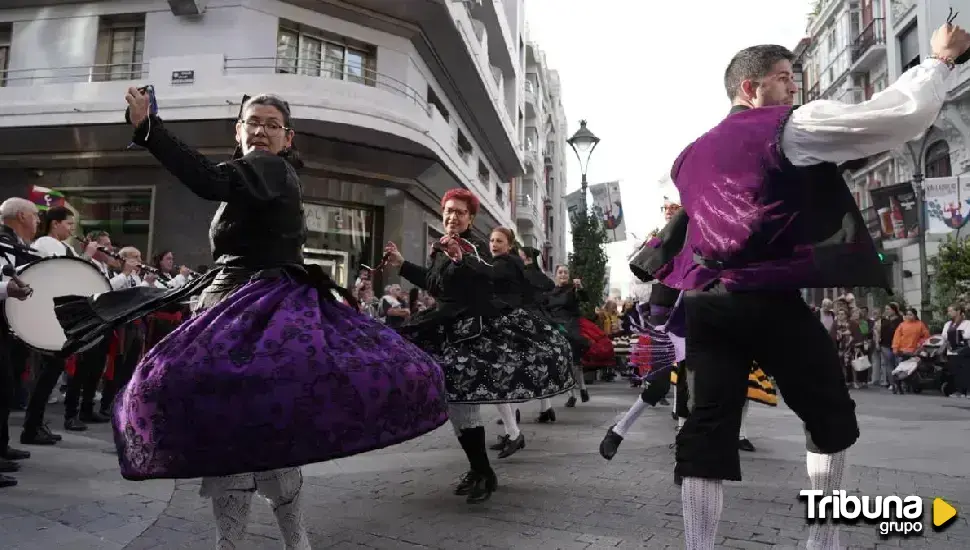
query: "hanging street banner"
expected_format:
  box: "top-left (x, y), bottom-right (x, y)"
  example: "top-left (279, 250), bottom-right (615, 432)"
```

top-left (565, 189), bottom-right (585, 229)
top-left (589, 181), bottom-right (627, 243)
top-left (868, 182), bottom-right (920, 249)
top-left (924, 176), bottom-right (970, 234)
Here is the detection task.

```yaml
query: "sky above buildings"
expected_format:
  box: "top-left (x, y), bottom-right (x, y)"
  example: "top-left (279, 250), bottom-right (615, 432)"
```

top-left (524, 0), bottom-right (815, 293)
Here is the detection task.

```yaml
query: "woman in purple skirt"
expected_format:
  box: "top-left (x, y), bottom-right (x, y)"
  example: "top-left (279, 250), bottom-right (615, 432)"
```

top-left (53, 90), bottom-right (448, 549)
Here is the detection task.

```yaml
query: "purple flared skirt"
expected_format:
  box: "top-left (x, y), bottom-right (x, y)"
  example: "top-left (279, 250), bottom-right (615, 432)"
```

top-left (112, 277), bottom-right (449, 480)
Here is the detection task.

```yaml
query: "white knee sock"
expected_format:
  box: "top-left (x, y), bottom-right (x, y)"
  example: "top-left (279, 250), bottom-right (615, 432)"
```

top-left (738, 401), bottom-right (749, 440)
top-left (682, 477), bottom-right (723, 550)
top-left (612, 397), bottom-right (648, 437)
top-left (539, 398), bottom-right (552, 412)
top-left (806, 451), bottom-right (845, 550)
top-left (256, 468), bottom-right (310, 550)
top-left (212, 490), bottom-right (254, 549)
top-left (495, 404), bottom-right (520, 439)
top-left (573, 365), bottom-right (587, 390)
top-left (671, 387), bottom-right (677, 411)
top-left (677, 417), bottom-right (686, 429)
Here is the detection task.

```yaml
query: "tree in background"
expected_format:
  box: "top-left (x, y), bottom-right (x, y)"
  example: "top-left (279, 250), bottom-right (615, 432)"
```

top-left (568, 208), bottom-right (608, 319)
top-left (930, 235), bottom-right (970, 328)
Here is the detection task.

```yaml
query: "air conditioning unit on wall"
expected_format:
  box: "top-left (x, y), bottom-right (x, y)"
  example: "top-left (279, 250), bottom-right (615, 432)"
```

top-left (168, 0), bottom-right (207, 16)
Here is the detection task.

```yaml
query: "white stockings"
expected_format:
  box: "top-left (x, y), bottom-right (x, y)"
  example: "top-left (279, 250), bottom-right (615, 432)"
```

top-left (612, 397), bottom-right (648, 437)
top-left (203, 467), bottom-right (311, 550)
top-left (738, 400), bottom-right (749, 440)
top-left (495, 404), bottom-right (521, 439)
top-left (807, 450), bottom-right (846, 549)
top-left (682, 477), bottom-right (723, 550)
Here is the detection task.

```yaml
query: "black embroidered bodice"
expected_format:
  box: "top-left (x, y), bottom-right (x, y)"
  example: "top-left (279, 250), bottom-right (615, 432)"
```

top-left (133, 115), bottom-right (306, 267)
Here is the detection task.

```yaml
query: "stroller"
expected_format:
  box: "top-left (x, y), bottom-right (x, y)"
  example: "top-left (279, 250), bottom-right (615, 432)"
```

top-left (891, 335), bottom-right (951, 394)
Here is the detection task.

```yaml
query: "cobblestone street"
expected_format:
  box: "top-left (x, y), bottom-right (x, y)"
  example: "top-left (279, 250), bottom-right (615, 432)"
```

top-left (2, 380), bottom-right (969, 549)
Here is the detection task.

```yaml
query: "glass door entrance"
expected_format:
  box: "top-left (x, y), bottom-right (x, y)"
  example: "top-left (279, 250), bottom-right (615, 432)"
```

top-left (302, 247), bottom-right (350, 288)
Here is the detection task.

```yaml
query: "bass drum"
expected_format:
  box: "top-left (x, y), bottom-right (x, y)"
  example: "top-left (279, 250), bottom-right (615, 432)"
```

top-left (5, 256), bottom-right (112, 354)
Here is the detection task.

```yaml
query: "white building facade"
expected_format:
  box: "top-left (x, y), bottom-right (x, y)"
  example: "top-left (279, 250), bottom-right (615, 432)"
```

top-left (517, 38), bottom-right (568, 274)
top-left (796, 0), bottom-right (968, 310)
top-left (0, 0), bottom-right (535, 289)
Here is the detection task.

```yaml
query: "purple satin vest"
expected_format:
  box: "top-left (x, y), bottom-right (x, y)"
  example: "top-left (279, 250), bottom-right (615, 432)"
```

top-left (653, 105), bottom-right (888, 292)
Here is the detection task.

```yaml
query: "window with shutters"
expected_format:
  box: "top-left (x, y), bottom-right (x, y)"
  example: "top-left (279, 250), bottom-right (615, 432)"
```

top-left (276, 22), bottom-right (376, 87)
top-left (93, 14), bottom-right (146, 82)
top-left (0, 24), bottom-right (10, 87)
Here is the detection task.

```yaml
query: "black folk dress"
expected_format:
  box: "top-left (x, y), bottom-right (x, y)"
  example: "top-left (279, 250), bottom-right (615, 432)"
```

top-left (399, 234), bottom-right (574, 404)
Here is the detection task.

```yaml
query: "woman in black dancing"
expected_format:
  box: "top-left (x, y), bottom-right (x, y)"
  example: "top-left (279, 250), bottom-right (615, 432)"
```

top-left (384, 189), bottom-right (574, 503)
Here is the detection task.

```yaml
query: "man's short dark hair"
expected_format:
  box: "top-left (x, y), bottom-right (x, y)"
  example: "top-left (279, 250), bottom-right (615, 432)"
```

top-left (723, 45), bottom-right (795, 100)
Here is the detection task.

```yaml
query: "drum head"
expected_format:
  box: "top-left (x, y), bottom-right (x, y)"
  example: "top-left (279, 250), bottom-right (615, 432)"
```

top-left (5, 257), bottom-right (111, 353)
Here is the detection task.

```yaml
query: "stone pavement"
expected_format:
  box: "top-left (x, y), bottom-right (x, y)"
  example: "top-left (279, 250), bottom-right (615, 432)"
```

top-left (2, 381), bottom-right (970, 549)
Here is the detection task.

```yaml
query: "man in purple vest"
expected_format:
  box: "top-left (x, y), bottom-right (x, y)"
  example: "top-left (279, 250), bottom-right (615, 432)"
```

top-left (654, 24), bottom-right (970, 550)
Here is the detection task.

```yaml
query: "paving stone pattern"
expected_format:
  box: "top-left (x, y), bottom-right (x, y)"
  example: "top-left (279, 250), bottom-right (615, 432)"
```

top-left (2, 382), bottom-right (969, 549)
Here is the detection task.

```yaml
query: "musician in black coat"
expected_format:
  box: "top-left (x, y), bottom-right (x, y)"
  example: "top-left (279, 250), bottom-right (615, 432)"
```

top-left (0, 197), bottom-right (39, 487)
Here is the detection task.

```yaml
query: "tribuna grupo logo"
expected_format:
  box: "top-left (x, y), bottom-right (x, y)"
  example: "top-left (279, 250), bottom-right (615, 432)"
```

top-left (799, 490), bottom-right (924, 536)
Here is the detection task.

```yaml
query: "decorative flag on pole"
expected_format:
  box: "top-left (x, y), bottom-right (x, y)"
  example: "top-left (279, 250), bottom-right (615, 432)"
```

top-left (27, 185), bottom-right (65, 211)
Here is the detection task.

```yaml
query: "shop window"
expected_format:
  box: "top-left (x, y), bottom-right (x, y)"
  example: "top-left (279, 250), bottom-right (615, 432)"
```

top-left (302, 202), bottom-right (377, 288)
top-left (61, 188), bottom-right (154, 255)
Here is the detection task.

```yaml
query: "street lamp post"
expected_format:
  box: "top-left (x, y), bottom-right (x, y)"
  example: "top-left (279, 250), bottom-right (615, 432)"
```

top-left (567, 120), bottom-right (600, 212)
top-left (906, 133), bottom-right (934, 320)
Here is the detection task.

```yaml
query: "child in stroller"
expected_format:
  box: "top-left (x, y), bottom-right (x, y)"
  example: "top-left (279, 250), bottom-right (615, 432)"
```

top-left (891, 335), bottom-right (947, 394)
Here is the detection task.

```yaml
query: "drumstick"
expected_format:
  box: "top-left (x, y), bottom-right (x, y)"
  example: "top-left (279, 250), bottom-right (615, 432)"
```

top-left (1, 265), bottom-right (33, 298)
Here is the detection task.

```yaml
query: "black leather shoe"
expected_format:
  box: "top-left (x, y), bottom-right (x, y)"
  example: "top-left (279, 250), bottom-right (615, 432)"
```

top-left (0, 474), bottom-right (17, 488)
top-left (497, 434), bottom-right (525, 459)
top-left (537, 409), bottom-right (556, 423)
top-left (466, 470), bottom-right (497, 504)
top-left (564, 396), bottom-right (577, 408)
top-left (454, 471), bottom-right (478, 496)
top-left (20, 429), bottom-right (58, 446)
top-left (738, 438), bottom-right (756, 452)
top-left (658, 397), bottom-right (670, 406)
top-left (489, 435), bottom-right (510, 451)
top-left (80, 411), bottom-right (110, 424)
top-left (580, 389), bottom-right (590, 403)
top-left (0, 458), bottom-right (20, 474)
top-left (515, 408), bottom-right (520, 423)
top-left (1, 447), bottom-right (30, 461)
top-left (64, 417), bottom-right (88, 432)
top-left (40, 424), bottom-right (62, 442)
top-left (599, 426), bottom-right (624, 461)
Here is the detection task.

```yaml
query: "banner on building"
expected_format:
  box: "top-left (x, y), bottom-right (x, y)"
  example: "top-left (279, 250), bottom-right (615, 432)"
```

top-left (868, 182), bottom-right (920, 249)
top-left (924, 176), bottom-right (970, 234)
top-left (589, 181), bottom-right (627, 242)
top-left (27, 186), bottom-right (65, 211)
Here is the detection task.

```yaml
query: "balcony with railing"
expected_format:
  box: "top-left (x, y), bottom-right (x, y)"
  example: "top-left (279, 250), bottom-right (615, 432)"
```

top-left (806, 81), bottom-right (821, 102)
top-left (515, 194), bottom-right (541, 228)
top-left (524, 78), bottom-right (537, 118)
top-left (850, 18), bottom-right (887, 72)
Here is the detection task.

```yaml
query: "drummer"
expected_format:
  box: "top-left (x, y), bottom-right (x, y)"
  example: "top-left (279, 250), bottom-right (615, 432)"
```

top-left (0, 197), bottom-right (39, 486)
top-left (32, 207), bottom-right (116, 433)
top-left (19, 206), bottom-right (103, 443)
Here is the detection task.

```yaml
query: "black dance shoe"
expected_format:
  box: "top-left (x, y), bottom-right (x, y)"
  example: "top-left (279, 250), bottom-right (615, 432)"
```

top-left (20, 427), bottom-right (58, 446)
top-left (466, 470), bottom-right (497, 504)
top-left (580, 389), bottom-right (590, 403)
top-left (738, 438), bottom-right (756, 452)
top-left (490, 435), bottom-right (510, 451)
top-left (537, 409), bottom-right (556, 423)
top-left (0, 474), bottom-right (16, 488)
top-left (599, 426), bottom-right (623, 461)
top-left (564, 396), bottom-right (577, 408)
top-left (497, 434), bottom-right (525, 459)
